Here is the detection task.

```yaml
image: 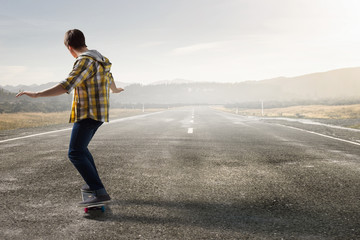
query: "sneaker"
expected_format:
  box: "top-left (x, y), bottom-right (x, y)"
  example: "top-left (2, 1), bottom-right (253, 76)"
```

top-left (78, 194), bottom-right (111, 207)
top-left (81, 184), bottom-right (92, 192)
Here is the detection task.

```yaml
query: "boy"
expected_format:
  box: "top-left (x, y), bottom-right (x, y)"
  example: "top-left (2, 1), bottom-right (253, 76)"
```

top-left (16, 29), bottom-right (123, 206)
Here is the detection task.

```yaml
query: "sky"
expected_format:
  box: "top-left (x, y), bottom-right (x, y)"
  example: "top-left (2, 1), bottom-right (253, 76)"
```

top-left (1, 0), bottom-right (360, 86)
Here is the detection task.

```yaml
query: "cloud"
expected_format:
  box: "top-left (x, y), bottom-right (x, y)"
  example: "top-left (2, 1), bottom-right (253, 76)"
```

top-left (171, 41), bottom-right (227, 55)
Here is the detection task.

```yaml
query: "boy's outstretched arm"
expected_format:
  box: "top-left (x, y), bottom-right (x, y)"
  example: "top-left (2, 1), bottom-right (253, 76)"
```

top-left (16, 84), bottom-right (67, 98)
top-left (110, 81), bottom-right (124, 93)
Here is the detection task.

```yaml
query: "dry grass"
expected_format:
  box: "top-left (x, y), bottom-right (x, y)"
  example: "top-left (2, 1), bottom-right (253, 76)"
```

top-left (0, 108), bottom-right (164, 131)
top-left (213, 104), bottom-right (360, 119)
top-left (0, 112), bottom-right (69, 131)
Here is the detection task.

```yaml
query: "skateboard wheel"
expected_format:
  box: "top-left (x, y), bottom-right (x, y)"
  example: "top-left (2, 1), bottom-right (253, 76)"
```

top-left (84, 208), bottom-right (89, 213)
top-left (101, 206), bottom-right (105, 212)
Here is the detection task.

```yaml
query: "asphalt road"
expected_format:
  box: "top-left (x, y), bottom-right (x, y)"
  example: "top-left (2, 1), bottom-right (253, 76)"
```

top-left (1, 106), bottom-right (359, 240)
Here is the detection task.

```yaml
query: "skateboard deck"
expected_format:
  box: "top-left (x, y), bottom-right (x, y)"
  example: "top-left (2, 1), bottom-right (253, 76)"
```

top-left (81, 190), bottom-right (106, 213)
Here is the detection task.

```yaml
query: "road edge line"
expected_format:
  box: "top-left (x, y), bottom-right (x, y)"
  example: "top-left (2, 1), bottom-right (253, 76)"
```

top-left (275, 124), bottom-right (360, 146)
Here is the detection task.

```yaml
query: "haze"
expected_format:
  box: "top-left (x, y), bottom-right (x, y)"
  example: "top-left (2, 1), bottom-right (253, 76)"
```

top-left (1, 0), bottom-right (360, 86)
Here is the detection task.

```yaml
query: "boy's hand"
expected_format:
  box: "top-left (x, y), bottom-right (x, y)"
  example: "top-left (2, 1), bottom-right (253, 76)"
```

top-left (16, 91), bottom-right (38, 98)
top-left (112, 88), bottom-right (124, 93)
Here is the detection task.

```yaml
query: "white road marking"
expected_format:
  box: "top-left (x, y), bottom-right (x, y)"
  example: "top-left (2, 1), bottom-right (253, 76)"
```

top-left (0, 128), bottom-right (72, 144)
top-left (267, 116), bottom-right (360, 133)
top-left (277, 124), bottom-right (360, 146)
top-left (216, 108), bottom-right (360, 146)
top-left (188, 109), bottom-right (195, 134)
top-left (108, 111), bottom-right (164, 124)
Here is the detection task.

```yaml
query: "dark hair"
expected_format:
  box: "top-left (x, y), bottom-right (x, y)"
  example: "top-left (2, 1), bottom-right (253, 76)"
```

top-left (64, 29), bottom-right (87, 49)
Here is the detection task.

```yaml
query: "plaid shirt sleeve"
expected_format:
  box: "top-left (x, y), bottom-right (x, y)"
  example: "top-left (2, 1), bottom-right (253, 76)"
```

top-left (107, 72), bottom-right (114, 85)
top-left (60, 58), bottom-right (94, 93)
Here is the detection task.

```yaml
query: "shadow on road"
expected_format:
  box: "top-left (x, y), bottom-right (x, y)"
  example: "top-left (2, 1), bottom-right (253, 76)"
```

top-left (83, 198), bottom-right (359, 239)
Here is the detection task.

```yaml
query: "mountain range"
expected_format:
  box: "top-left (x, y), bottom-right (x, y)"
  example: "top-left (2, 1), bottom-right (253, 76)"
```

top-left (1, 66), bottom-right (360, 112)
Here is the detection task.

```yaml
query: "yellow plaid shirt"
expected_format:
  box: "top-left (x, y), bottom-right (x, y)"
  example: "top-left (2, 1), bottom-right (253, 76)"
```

top-left (60, 51), bottom-right (113, 123)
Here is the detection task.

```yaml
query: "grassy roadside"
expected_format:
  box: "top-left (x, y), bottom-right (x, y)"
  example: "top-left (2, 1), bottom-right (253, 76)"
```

top-left (0, 108), bottom-right (164, 131)
top-left (213, 104), bottom-right (360, 119)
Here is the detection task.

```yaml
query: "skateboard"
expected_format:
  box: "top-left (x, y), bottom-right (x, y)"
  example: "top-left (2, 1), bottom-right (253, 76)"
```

top-left (81, 190), bottom-right (106, 213)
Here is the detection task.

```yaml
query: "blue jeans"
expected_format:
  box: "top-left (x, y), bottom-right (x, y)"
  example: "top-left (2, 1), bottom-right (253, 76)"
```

top-left (68, 118), bottom-right (107, 196)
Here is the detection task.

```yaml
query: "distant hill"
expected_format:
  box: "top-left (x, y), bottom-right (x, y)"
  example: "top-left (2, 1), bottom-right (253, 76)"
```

top-left (1, 66), bottom-right (360, 112)
top-left (110, 67), bottom-right (360, 106)
top-left (1, 82), bottom-right (62, 93)
top-left (261, 67), bottom-right (360, 100)
top-left (148, 78), bottom-right (194, 85)
top-left (0, 85), bottom-right (73, 113)
top-left (1, 81), bottom-right (130, 92)
top-left (0, 87), bottom-right (15, 101)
